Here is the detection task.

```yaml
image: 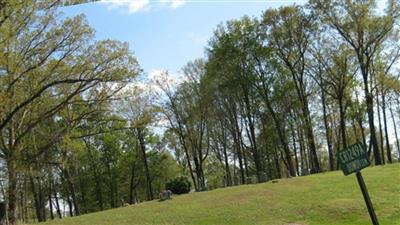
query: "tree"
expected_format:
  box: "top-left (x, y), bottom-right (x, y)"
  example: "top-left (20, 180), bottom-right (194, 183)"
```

top-left (206, 18), bottom-right (269, 182)
top-left (0, 1), bottom-right (139, 223)
top-left (262, 6), bottom-right (321, 173)
top-left (119, 86), bottom-right (159, 200)
top-left (310, 0), bottom-right (400, 165)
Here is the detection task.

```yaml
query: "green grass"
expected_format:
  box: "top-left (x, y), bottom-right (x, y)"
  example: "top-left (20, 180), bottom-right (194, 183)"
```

top-left (43, 164), bottom-right (400, 225)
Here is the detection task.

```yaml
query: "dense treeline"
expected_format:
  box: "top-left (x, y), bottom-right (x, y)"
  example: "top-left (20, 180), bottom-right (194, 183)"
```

top-left (0, 0), bottom-right (399, 224)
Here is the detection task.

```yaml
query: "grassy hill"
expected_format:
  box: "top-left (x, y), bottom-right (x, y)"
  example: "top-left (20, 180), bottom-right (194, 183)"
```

top-left (43, 164), bottom-right (400, 225)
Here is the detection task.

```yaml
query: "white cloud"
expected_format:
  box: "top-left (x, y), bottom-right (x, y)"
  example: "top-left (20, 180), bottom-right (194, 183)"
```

top-left (102, 0), bottom-right (185, 14)
top-left (159, 0), bottom-right (186, 9)
top-left (102, 0), bottom-right (150, 14)
top-left (128, 0), bottom-right (150, 13)
top-left (170, 0), bottom-right (185, 9)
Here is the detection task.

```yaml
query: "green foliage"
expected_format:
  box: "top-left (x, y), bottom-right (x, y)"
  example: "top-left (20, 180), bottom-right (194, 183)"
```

top-left (165, 176), bottom-right (191, 195)
top-left (1, 1), bottom-right (400, 224)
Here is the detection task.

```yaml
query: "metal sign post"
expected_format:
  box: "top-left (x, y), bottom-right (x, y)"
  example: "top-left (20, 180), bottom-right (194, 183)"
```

top-left (356, 171), bottom-right (379, 225)
top-left (337, 141), bottom-right (379, 225)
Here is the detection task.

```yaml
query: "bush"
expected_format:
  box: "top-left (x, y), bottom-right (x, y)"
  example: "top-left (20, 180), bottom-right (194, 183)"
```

top-left (165, 176), bottom-right (191, 195)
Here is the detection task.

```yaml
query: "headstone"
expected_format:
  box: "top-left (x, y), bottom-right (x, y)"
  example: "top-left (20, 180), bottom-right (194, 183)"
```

top-left (166, 190), bottom-right (172, 199)
top-left (0, 202), bottom-right (6, 225)
top-left (159, 190), bottom-right (172, 201)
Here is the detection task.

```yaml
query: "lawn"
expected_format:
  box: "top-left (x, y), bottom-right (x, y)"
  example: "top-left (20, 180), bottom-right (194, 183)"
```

top-left (43, 164), bottom-right (400, 225)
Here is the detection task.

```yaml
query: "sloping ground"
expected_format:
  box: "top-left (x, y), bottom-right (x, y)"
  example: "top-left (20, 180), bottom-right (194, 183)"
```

top-left (43, 164), bottom-right (400, 225)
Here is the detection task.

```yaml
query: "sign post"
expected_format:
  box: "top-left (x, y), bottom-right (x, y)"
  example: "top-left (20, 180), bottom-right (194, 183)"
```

top-left (337, 142), bottom-right (379, 225)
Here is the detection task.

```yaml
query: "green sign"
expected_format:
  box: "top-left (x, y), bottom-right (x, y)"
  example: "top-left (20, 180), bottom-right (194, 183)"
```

top-left (337, 142), bottom-right (370, 176)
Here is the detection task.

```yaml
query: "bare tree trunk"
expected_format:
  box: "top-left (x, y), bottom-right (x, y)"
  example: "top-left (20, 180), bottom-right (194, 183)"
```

top-left (233, 109), bottom-right (245, 184)
top-left (241, 141), bottom-right (250, 180)
top-left (303, 102), bottom-right (321, 173)
top-left (66, 194), bottom-right (73, 217)
top-left (48, 173), bottom-right (54, 220)
top-left (129, 159), bottom-right (140, 204)
top-left (7, 159), bottom-right (17, 225)
top-left (322, 90), bottom-right (334, 171)
top-left (137, 128), bottom-right (154, 200)
top-left (29, 175), bottom-right (44, 222)
top-left (261, 91), bottom-right (296, 177)
top-left (376, 89), bottom-right (386, 164)
top-left (243, 98), bottom-right (264, 182)
top-left (273, 147), bottom-right (282, 179)
top-left (222, 140), bottom-right (232, 186)
top-left (363, 71), bottom-right (382, 164)
top-left (106, 164), bottom-right (115, 208)
top-left (381, 92), bottom-right (392, 163)
top-left (290, 122), bottom-right (300, 176)
top-left (63, 169), bottom-right (80, 216)
top-left (338, 98), bottom-right (347, 149)
top-left (52, 182), bottom-right (62, 219)
top-left (389, 105), bottom-right (400, 160)
top-left (266, 150), bottom-right (273, 179)
top-left (86, 143), bottom-right (104, 211)
top-left (78, 171), bottom-right (87, 214)
top-left (17, 176), bottom-right (26, 222)
top-left (38, 178), bottom-right (46, 222)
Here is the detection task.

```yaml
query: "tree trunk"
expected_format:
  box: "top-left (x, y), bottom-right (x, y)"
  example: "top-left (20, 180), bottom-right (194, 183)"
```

top-left (362, 73), bottom-right (382, 164)
top-left (303, 102), bottom-right (321, 173)
top-left (29, 175), bottom-right (44, 222)
top-left (0, 202), bottom-right (6, 225)
top-left (129, 160), bottom-right (139, 204)
top-left (174, 119), bottom-right (198, 191)
top-left (63, 169), bottom-right (80, 216)
top-left (38, 178), bottom-right (46, 221)
top-left (297, 120), bottom-right (307, 175)
top-left (18, 178), bottom-right (25, 222)
top-left (48, 173), bottom-right (54, 220)
top-left (239, 87), bottom-right (264, 183)
top-left (52, 182), bottom-right (62, 219)
top-left (262, 92), bottom-right (296, 177)
top-left (376, 90), bottom-right (385, 164)
top-left (222, 139), bottom-right (232, 186)
top-left (389, 105), bottom-right (400, 160)
top-left (321, 89), bottom-right (334, 171)
top-left (78, 171), bottom-right (87, 213)
top-left (290, 122), bottom-right (300, 176)
top-left (137, 128), bottom-right (154, 200)
top-left (66, 195), bottom-right (73, 217)
top-left (266, 150), bottom-right (273, 180)
top-left (232, 107), bottom-right (245, 184)
top-left (86, 144), bottom-right (104, 211)
top-left (338, 98), bottom-right (347, 149)
top-left (358, 119), bottom-right (367, 151)
top-left (381, 93), bottom-right (392, 163)
top-left (106, 164), bottom-right (115, 208)
top-left (7, 159), bottom-right (17, 225)
top-left (273, 147), bottom-right (281, 179)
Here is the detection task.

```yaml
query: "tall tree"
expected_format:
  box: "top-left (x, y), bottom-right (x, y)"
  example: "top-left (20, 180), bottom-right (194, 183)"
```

top-left (311, 0), bottom-right (400, 165)
top-left (0, 1), bottom-right (139, 223)
top-left (262, 6), bottom-right (321, 173)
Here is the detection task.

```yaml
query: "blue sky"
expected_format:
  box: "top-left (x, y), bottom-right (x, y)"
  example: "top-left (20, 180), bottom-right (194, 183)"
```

top-left (60, 0), bottom-right (307, 78)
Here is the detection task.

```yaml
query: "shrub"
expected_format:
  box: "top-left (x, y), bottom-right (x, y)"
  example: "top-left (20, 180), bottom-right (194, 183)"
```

top-left (165, 176), bottom-right (191, 195)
